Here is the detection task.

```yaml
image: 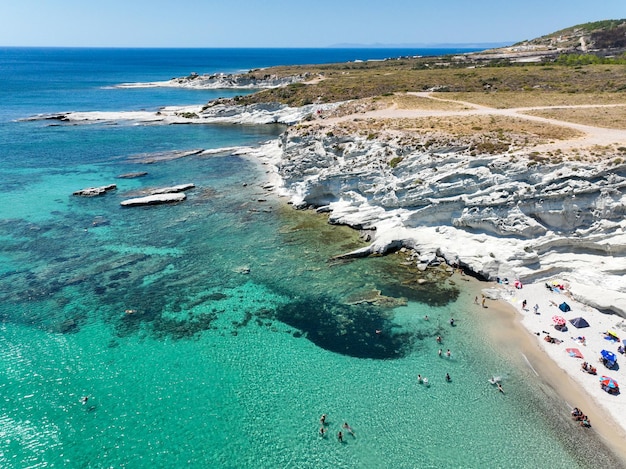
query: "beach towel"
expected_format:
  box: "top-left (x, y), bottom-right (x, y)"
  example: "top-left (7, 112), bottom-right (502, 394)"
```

top-left (566, 348), bottom-right (583, 359)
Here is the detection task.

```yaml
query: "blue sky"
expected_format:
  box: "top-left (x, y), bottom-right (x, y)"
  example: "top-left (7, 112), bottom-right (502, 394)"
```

top-left (1, 0), bottom-right (624, 47)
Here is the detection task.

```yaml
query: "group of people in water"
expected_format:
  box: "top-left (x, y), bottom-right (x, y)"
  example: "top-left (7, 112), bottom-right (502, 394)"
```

top-left (319, 414), bottom-right (355, 442)
top-left (571, 407), bottom-right (591, 427)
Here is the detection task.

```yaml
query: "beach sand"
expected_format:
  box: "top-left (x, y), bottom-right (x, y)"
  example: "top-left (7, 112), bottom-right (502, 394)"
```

top-left (476, 278), bottom-right (626, 462)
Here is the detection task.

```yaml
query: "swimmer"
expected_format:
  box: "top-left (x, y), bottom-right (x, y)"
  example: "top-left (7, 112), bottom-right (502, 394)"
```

top-left (424, 315), bottom-right (429, 321)
top-left (438, 349), bottom-right (442, 357)
top-left (80, 396), bottom-right (89, 405)
top-left (320, 414), bottom-right (327, 425)
top-left (436, 335), bottom-right (442, 344)
top-left (319, 427), bottom-right (327, 437)
top-left (449, 318), bottom-right (455, 326)
top-left (446, 349), bottom-right (451, 357)
top-left (445, 373), bottom-right (451, 382)
top-left (337, 431), bottom-right (343, 442)
top-left (417, 374), bottom-right (423, 383)
top-left (342, 422), bottom-right (355, 436)
top-left (497, 383), bottom-right (504, 393)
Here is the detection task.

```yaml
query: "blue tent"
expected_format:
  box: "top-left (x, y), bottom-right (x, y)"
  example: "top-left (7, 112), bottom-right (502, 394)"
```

top-left (569, 317), bottom-right (589, 328)
top-left (559, 302), bottom-right (571, 312)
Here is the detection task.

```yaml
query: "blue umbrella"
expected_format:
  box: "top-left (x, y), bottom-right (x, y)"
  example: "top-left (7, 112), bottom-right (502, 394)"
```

top-left (601, 350), bottom-right (617, 362)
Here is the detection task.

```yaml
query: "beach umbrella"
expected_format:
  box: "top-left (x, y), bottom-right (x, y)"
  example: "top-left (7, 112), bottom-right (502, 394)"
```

top-left (600, 376), bottom-right (619, 389)
top-left (552, 315), bottom-right (566, 326)
top-left (569, 317), bottom-right (589, 328)
top-left (607, 330), bottom-right (620, 340)
top-left (601, 350), bottom-right (617, 362)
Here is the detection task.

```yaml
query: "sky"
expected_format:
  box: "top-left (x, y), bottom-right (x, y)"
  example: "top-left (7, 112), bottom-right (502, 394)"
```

top-left (1, 0), bottom-right (624, 48)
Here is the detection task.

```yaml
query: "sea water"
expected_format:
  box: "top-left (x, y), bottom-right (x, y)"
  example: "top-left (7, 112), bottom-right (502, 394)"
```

top-left (0, 48), bottom-right (621, 468)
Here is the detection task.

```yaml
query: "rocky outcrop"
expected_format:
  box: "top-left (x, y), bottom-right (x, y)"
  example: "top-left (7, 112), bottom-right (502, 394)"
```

top-left (115, 72), bottom-right (308, 90)
top-left (73, 184), bottom-right (117, 197)
top-left (256, 128), bottom-right (626, 315)
top-left (120, 193), bottom-right (186, 207)
top-left (120, 183), bottom-right (195, 207)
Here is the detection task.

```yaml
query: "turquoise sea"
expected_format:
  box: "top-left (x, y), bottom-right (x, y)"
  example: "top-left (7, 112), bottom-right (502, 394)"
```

top-left (0, 48), bottom-right (622, 468)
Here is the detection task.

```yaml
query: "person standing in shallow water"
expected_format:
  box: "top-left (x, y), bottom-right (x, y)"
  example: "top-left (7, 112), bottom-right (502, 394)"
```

top-left (337, 431), bottom-right (343, 442)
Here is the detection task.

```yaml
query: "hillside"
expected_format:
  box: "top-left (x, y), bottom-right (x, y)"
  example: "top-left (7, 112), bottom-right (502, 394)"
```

top-left (475, 19), bottom-right (626, 61)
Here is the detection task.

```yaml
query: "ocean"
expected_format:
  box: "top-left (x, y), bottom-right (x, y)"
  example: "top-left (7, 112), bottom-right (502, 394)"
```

top-left (0, 47), bottom-right (620, 468)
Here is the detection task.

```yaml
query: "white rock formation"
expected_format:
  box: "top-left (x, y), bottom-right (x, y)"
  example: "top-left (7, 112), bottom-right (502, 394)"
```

top-left (120, 193), bottom-right (186, 207)
top-left (253, 127), bottom-right (626, 316)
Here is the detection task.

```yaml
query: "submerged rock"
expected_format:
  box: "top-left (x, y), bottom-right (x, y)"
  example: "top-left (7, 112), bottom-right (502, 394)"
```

top-left (117, 172), bottom-right (148, 179)
top-left (73, 184), bottom-right (117, 197)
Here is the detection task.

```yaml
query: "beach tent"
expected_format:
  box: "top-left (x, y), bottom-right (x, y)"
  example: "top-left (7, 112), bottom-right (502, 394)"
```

top-left (569, 317), bottom-right (590, 328)
top-left (558, 302), bottom-right (571, 312)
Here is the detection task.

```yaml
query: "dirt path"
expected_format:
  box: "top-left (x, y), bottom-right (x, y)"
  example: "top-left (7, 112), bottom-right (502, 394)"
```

top-left (323, 92), bottom-right (626, 153)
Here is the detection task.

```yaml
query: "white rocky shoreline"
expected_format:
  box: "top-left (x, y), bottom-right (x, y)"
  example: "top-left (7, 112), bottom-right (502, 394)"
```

top-left (26, 88), bottom-right (626, 316)
top-left (250, 127), bottom-right (626, 316)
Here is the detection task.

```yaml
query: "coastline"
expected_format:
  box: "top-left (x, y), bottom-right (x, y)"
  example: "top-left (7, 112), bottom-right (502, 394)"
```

top-left (494, 279), bottom-right (626, 454)
top-left (480, 278), bottom-right (626, 463)
top-left (251, 144), bottom-right (626, 463)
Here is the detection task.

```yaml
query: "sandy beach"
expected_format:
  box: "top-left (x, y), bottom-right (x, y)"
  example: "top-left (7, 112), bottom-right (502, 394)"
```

top-left (482, 278), bottom-right (626, 461)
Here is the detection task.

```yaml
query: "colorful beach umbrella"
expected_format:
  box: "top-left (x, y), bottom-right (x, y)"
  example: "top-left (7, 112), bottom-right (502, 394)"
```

top-left (607, 330), bottom-right (620, 340)
top-left (600, 376), bottom-right (619, 389)
top-left (552, 315), bottom-right (566, 326)
top-left (601, 349), bottom-right (617, 363)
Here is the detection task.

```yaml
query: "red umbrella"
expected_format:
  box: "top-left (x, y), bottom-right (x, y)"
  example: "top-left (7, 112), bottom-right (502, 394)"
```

top-left (600, 376), bottom-right (619, 389)
top-left (552, 315), bottom-right (566, 326)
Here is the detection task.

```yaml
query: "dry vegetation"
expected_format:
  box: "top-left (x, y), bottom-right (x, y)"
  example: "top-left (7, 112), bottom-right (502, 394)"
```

top-left (522, 106), bottom-right (626, 130)
top-left (234, 56), bottom-right (626, 162)
top-left (238, 62), bottom-right (626, 107)
top-left (374, 94), bottom-right (471, 111)
top-left (302, 114), bottom-right (583, 155)
top-left (435, 91), bottom-right (626, 109)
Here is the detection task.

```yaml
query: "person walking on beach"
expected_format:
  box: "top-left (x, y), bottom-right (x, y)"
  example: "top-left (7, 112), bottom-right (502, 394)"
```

top-left (533, 304), bottom-right (539, 314)
top-left (481, 296), bottom-right (486, 308)
top-left (474, 296), bottom-right (479, 305)
top-left (522, 300), bottom-right (527, 310)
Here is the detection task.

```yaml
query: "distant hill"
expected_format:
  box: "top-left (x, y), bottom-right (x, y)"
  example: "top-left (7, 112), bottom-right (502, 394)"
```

top-left (470, 19), bottom-right (626, 62)
top-left (515, 19), bottom-right (626, 51)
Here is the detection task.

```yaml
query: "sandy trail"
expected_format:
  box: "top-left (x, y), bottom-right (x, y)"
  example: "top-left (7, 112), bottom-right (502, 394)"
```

top-left (322, 92), bottom-right (626, 152)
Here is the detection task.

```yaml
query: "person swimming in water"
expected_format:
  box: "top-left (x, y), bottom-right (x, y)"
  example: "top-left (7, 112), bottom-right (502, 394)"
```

top-left (320, 414), bottom-right (327, 425)
top-left (497, 383), bottom-right (504, 393)
top-left (342, 422), bottom-right (355, 436)
top-left (80, 396), bottom-right (89, 405)
top-left (319, 427), bottom-right (327, 437)
top-left (445, 373), bottom-right (451, 382)
top-left (417, 374), bottom-right (423, 383)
